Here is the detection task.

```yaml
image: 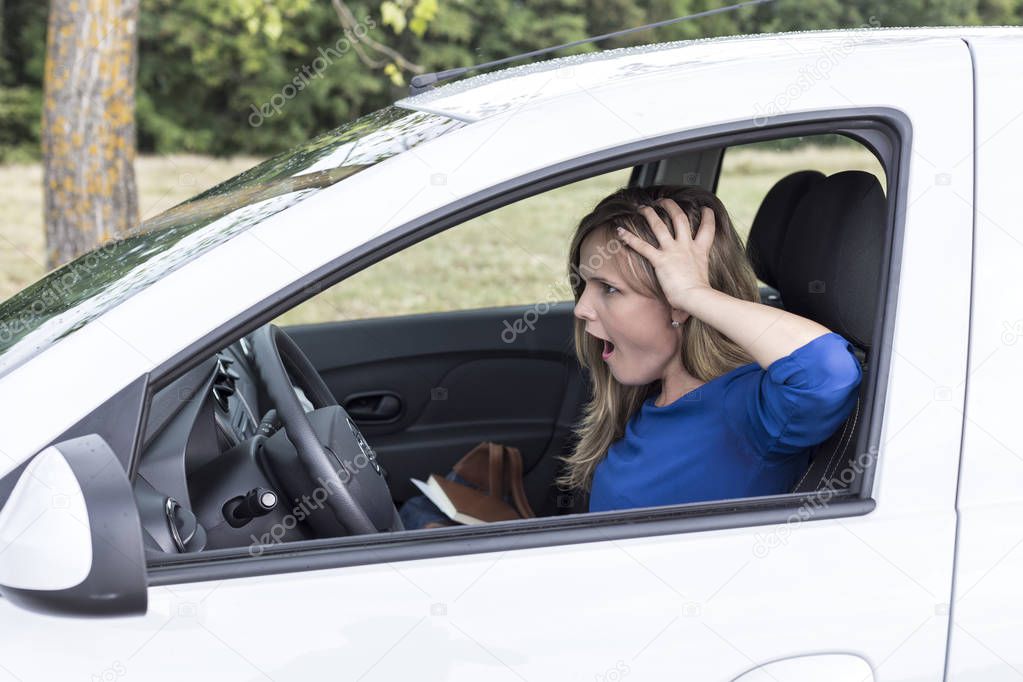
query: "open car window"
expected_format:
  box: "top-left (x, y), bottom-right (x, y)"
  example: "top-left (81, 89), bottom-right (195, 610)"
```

top-left (274, 168), bottom-right (634, 326)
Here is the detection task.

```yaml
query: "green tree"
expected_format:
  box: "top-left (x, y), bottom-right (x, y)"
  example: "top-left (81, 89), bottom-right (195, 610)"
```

top-left (137, 0), bottom-right (384, 155)
top-left (0, 0), bottom-right (47, 161)
top-left (5, 0), bottom-right (1023, 163)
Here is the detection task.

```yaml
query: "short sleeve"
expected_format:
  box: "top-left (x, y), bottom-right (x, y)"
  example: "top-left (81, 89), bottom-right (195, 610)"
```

top-left (722, 332), bottom-right (862, 460)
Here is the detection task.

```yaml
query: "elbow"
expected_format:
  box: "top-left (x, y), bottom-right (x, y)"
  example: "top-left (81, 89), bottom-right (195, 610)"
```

top-left (807, 347), bottom-right (862, 410)
top-left (823, 343), bottom-right (862, 390)
top-left (772, 358), bottom-right (862, 454)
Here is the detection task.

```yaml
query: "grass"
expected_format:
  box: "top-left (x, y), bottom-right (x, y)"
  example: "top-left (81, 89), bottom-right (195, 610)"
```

top-left (0, 143), bottom-right (884, 323)
top-left (276, 140), bottom-right (884, 325)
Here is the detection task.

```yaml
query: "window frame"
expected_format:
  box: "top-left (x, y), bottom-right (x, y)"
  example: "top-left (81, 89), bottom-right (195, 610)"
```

top-left (137, 107), bottom-right (908, 587)
top-left (712, 131), bottom-right (889, 194)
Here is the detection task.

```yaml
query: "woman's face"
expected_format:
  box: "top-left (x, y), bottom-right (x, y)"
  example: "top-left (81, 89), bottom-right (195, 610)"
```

top-left (573, 229), bottom-right (688, 386)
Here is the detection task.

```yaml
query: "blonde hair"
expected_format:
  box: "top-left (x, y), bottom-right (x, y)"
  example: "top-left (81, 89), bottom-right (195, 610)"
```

top-left (555, 185), bottom-right (761, 496)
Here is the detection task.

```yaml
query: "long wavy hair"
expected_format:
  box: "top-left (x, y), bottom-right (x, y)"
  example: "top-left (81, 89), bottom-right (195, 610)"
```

top-left (555, 184), bottom-right (761, 495)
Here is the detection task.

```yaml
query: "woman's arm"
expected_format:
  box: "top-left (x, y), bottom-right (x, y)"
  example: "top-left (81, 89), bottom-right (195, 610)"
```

top-left (722, 331), bottom-right (862, 459)
top-left (671, 286), bottom-right (830, 371)
top-left (616, 198), bottom-right (831, 370)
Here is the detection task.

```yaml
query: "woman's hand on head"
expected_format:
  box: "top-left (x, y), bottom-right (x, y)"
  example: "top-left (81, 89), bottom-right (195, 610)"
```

top-left (616, 198), bottom-right (715, 311)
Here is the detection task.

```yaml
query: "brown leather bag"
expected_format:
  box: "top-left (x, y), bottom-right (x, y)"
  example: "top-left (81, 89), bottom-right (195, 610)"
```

top-left (420, 441), bottom-right (534, 528)
top-left (451, 441), bottom-right (535, 519)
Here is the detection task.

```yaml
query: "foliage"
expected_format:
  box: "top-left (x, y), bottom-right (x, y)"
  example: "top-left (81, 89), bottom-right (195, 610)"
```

top-left (0, 86), bottom-right (40, 162)
top-left (1, 0), bottom-right (1021, 159)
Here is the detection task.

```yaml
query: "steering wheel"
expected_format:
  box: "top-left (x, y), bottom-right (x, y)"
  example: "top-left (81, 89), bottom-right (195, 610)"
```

top-left (250, 324), bottom-right (403, 535)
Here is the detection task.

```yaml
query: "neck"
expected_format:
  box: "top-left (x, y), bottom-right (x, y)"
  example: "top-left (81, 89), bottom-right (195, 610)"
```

top-left (654, 361), bottom-right (704, 407)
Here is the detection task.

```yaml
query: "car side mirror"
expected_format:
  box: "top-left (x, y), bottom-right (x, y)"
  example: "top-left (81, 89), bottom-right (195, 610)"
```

top-left (0, 434), bottom-right (147, 617)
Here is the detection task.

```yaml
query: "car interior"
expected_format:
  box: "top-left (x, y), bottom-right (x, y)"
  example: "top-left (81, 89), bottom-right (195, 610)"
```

top-left (131, 129), bottom-right (891, 557)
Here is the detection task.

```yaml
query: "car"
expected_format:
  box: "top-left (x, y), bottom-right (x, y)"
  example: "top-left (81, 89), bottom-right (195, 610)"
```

top-left (0, 24), bottom-right (1021, 681)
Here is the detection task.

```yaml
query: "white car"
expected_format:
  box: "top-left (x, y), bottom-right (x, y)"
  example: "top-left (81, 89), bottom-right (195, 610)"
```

top-left (0, 25), bottom-right (1021, 681)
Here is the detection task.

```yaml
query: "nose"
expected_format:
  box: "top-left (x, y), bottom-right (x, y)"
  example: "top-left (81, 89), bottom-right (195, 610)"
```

top-left (574, 287), bottom-right (596, 322)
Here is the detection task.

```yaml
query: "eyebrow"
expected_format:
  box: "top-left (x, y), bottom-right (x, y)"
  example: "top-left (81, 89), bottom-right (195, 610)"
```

top-left (581, 273), bottom-right (621, 286)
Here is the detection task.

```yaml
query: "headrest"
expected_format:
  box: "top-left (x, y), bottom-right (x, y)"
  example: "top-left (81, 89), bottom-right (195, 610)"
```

top-left (776, 171), bottom-right (886, 350)
top-left (746, 171), bottom-right (826, 289)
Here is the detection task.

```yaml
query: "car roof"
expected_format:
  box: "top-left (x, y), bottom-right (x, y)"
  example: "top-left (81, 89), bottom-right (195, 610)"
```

top-left (395, 25), bottom-right (1023, 123)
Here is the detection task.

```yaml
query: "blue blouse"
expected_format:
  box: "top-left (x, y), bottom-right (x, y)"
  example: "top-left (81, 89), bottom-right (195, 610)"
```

top-left (588, 332), bottom-right (862, 512)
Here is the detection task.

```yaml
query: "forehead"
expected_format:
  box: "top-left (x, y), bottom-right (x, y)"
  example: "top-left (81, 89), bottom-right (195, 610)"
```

top-left (578, 229), bottom-right (620, 276)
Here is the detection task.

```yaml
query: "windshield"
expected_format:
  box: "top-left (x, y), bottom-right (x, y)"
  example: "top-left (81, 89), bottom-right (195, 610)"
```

top-left (0, 106), bottom-right (462, 379)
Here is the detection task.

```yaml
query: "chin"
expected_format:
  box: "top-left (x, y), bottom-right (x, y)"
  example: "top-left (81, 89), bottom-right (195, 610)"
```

top-left (608, 364), bottom-right (658, 388)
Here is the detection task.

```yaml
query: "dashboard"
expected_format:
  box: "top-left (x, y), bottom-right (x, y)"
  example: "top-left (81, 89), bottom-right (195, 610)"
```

top-left (132, 332), bottom-right (338, 556)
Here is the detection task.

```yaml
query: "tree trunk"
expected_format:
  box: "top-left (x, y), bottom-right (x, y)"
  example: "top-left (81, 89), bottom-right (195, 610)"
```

top-left (42, 0), bottom-right (139, 270)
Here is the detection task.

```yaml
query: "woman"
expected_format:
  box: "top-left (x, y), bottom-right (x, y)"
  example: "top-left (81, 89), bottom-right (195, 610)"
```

top-left (560, 184), bottom-right (862, 512)
top-left (398, 184), bottom-right (862, 528)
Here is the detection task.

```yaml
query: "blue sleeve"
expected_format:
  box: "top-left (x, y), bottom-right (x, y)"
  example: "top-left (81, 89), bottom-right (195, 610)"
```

top-left (722, 332), bottom-right (862, 461)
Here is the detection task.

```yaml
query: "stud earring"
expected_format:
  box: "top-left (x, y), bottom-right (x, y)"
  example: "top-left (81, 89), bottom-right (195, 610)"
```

top-left (670, 320), bottom-right (680, 328)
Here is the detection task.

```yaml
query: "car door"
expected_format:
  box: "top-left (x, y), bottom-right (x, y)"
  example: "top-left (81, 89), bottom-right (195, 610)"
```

top-left (944, 32), bottom-right (1023, 679)
top-left (0, 32), bottom-right (973, 681)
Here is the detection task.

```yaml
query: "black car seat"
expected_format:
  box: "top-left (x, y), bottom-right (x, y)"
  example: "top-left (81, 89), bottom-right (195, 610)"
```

top-left (773, 170), bottom-right (887, 494)
top-left (746, 170), bottom-right (826, 309)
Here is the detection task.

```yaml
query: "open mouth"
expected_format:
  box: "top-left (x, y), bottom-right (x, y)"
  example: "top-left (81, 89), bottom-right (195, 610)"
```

top-left (586, 329), bottom-right (616, 361)
top-left (601, 338), bottom-right (616, 360)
